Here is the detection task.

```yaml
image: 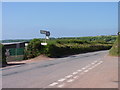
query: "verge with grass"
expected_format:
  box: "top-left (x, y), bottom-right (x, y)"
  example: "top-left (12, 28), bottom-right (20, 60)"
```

top-left (109, 35), bottom-right (120, 56)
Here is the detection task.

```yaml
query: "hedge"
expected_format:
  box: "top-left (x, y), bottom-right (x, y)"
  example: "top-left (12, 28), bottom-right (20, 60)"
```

top-left (0, 43), bottom-right (7, 67)
top-left (46, 43), bottom-right (112, 57)
top-left (25, 38), bottom-right (113, 59)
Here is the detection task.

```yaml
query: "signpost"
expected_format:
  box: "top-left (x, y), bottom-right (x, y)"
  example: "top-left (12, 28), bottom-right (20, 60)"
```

top-left (40, 30), bottom-right (50, 45)
top-left (40, 30), bottom-right (47, 34)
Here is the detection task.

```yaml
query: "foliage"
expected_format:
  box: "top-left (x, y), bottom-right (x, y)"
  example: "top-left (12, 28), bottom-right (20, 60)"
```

top-left (46, 43), bottom-right (112, 57)
top-left (24, 38), bottom-right (48, 59)
top-left (25, 36), bottom-right (114, 59)
top-left (109, 35), bottom-right (120, 56)
top-left (0, 43), bottom-right (7, 66)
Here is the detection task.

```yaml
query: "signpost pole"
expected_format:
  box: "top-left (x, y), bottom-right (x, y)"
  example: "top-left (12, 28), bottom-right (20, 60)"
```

top-left (45, 36), bottom-right (46, 43)
top-left (40, 30), bottom-right (50, 45)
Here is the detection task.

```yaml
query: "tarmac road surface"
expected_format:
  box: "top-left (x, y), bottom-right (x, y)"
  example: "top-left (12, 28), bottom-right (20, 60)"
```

top-left (2, 50), bottom-right (118, 88)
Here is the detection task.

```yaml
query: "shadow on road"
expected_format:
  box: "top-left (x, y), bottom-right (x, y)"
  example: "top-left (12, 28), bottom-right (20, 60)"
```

top-left (2, 63), bottom-right (25, 68)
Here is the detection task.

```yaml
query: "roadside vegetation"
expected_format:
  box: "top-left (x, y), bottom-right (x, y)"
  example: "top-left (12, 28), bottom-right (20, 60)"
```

top-left (0, 43), bottom-right (7, 67)
top-left (109, 35), bottom-right (120, 56)
top-left (24, 35), bottom-right (116, 59)
top-left (1, 35), bottom-right (117, 63)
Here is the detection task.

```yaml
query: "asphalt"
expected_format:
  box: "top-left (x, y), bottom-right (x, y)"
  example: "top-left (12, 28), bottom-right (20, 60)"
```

top-left (2, 50), bottom-right (118, 88)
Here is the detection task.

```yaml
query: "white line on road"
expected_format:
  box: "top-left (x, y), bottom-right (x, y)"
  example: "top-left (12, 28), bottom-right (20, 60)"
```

top-left (77, 69), bottom-right (82, 72)
top-left (88, 67), bottom-right (92, 70)
top-left (99, 61), bottom-right (103, 63)
top-left (73, 76), bottom-right (79, 79)
top-left (58, 78), bottom-right (66, 82)
top-left (67, 79), bottom-right (74, 82)
top-left (49, 82), bottom-right (58, 86)
top-left (48, 57), bottom-right (105, 88)
top-left (91, 62), bottom-right (95, 65)
top-left (72, 72), bottom-right (78, 75)
top-left (65, 75), bottom-right (73, 78)
top-left (84, 70), bottom-right (89, 72)
top-left (82, 67), bottom-right (86, 70)
top-left (91, 65), bottom-right (96, 68)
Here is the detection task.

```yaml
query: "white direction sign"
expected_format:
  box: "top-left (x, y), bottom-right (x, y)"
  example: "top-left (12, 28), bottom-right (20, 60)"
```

top-left (40, 30), bottom-right (50, 36)
top-left (41, 43), bottom-right (47, 46)
top-left (40, 30), bottom-right (47, 34)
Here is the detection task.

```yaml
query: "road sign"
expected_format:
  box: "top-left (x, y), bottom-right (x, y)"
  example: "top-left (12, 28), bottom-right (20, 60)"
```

top-left (40, 30), bottom-right (50, 36)
top-left (41, 43), bottom-right (47, 45)
top-left (40, 30), bottom-right (50, 45)
top-left (46, 31), bottom-right (50, 36)
top-left (40, 30), bottom-right (47, 34)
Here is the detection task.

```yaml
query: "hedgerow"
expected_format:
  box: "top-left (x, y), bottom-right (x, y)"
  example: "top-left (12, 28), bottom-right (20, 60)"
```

top-left (109, 35), bottom-right (120, 56)
top-left (0, 43), bottom-right (7, 67)
top-left (24, 38), bottom-right (113, 59)
top-left (46, 43), bottom-right (112, 57)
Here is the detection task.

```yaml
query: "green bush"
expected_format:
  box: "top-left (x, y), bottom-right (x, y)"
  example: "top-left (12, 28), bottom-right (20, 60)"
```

top-left (56, 39), bottom-right (90, 44)
top-left (46, 43), bottom-right (112, 58)
top-left (109, 35), bottom-right (120, 56)
top-left (25, 37), bottom-right (113, 59)
top-left (24, 39), bottom-right (44, 59)
top-left (0, 43), bottom-right (7, 66)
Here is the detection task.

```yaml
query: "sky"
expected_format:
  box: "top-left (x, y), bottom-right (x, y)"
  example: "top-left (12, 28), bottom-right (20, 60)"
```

top-left (2, 2), bottom-right (118, 40)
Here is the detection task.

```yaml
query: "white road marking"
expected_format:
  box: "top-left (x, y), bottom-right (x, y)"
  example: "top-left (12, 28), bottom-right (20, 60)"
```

top-left (67, 79), bottom-right (74, 82)
top-left (88, 67), bottom-right (92, 70)
top-left (100, 61), bottom-right (103, 63)
top-left (49, 82), bottom-right (58, 86)
top-left (73, 76), bottom-right (79, 79)
top-left (91, 65), bottom-right (96, 68)
top-left (84, 70), bottom-right (89, 72)
top-left (58, 78), bottom-right (66, 82)
top-left (49, 60), bottom-right (104, 88)
top-left (58, 83), bottom-right (65, 88)
top-left (72, 72), bottom-right (78, 75)
top-left (91, 62), bottom-right (95, 65)
top-left (82, 67), bottom-right (86, 70)
top-left (96, 61), bottom-right (103, 65)
top-left (65, 75), bottom-right (73, 78)
top-left (77, 69), bottom-right (82, 72)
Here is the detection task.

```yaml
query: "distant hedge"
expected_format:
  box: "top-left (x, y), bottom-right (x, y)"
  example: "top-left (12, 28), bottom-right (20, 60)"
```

top-left (46, 43), bottom-right (112, 58)
top-left (0, 43), bottom-right (7, 67)
top-left (25, 38), bottom-right (113, 59)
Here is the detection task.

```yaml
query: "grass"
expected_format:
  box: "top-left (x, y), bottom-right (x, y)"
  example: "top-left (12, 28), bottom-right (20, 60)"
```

top-left (109, 35), bottom-right (120, 56)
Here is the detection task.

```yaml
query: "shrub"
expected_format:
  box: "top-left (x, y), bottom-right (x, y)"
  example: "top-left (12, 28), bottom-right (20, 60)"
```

top-left (46, 43), bottom-right (112, 58)
top-left (25, 37), bottom-right (113, 59)
top-left (109, 35), bottom-right (120, 56)
top-left (0, 43), bottom-right (7, 67)
top-left (24, 39), bottom-right (45, 59)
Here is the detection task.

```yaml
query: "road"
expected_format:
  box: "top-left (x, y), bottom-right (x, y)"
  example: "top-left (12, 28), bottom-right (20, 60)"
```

top-left (2, 50), bottom-right (118, 88)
